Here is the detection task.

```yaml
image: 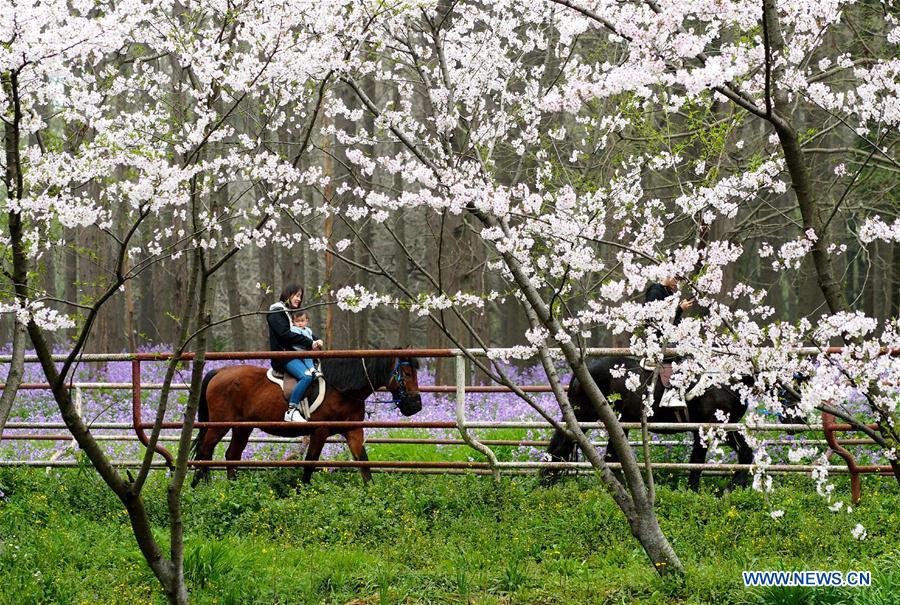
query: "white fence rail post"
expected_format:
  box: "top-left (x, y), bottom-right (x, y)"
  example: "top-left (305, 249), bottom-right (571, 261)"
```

top-left (454, 353), bottom-right (500, 483)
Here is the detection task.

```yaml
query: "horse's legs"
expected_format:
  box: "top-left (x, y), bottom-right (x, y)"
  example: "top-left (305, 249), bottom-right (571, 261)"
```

top-left (688, 431), bottom-right (708, 491)
top-left (344, 428), bottom-right (372, 485)
top-left (727, 431), bottom-right (752, 488)
top-left (224, 427), bottom-right (252, 481)
top-left (301, 429), bottom-right (330, 484)
top-left (540, 426), bottom-right (579, 485)
top-left (191, 427), bottom-right (229, 487)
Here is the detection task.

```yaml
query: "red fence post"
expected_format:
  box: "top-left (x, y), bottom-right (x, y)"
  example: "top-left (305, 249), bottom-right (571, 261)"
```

top-left (822, 411), bottom-right (861, 504)
top-left (131, 359), bottom-right (174, 468)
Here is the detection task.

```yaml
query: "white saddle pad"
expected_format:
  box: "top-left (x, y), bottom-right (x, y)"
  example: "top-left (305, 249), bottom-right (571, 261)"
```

top-left (265, 368), bottom-right (327, 416)
top-left (660, 388), bottom-right (687, 409)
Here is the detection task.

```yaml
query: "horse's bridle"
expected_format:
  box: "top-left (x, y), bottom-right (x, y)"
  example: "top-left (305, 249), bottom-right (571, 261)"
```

top-left (388, 359), bottom-right (419, 403)
top-left (361, 358), bottom-right (418, 405)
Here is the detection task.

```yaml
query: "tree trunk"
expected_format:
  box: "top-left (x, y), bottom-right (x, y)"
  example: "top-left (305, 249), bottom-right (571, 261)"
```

top-left (886, 243), bottom-right (897, 319)
top-left (221, 215), bottom-right (248, 351)
top-left (763, 0), bottom-right (850, 316)
top-left (255, 189), bottom-right (277, 351)
top-left (484, 211), bottom-right (684, 576)
top-left (138, 261), bottom-right (158, 342)
top-left (1, 72), bottom-right (30, 435)
top-left (321, 106), bottom-right (336, 345)
top-left (394, 212), bottom-right (411, 347)
top-left (0, 320), bottom-right (26, 437)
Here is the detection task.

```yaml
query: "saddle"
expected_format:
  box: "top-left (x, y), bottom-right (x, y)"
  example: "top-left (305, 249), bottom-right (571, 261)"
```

top-left (659, 363), bottom-right (674, 388)
top-left (266, 364), bottom-right (327, 419)
top-left (657, 361), bottom-right (688, 412)
top-left (640, 358), bottom-right (677, 388)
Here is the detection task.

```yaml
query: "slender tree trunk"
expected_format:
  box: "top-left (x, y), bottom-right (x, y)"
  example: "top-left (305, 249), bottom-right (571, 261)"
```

top-left (41, 234), bottom-right (58, 351)
top-left (138, 261), bottom-right (158, 342)
top-left (123, 256), bottom-right (137, 352)
top-left (395, 212), bottom-right (411, 346)
top-left (221, 211), bottom-right (248, 350)
top-left (165, 249), bottom-right (211, 605)
top-left (886, 243), bottom-right (897, 319)
top-left (772, 124), bottom-right (849, 314)
top-left (482, 211), bottom-right (684, 575)
top-left (874, 242), bottom-right (889, 320)
top-left (763, 0), bottom-right (850, 316)
top-left (323, 112), bottom-right (335, 345)
top-left (0, 320), bottom-right (26, 437)
top-left (797, 257), bottom-right (823, 320)
top-left (356, 226), bottom-right (372, 348)
top-left (305, 187), bottom-right (322, 316)
top-left (255, 186), bottom-right (277, 350)
top-left (388, 84), bottom-right (412, 347)
top-left (168, 249), bottom-right (192, 347)
top-left (0, 83), bottom-right (28, 435)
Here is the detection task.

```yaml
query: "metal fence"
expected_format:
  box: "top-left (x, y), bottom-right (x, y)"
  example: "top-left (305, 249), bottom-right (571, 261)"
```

top-left (1, 348), bottom-right (893, 501)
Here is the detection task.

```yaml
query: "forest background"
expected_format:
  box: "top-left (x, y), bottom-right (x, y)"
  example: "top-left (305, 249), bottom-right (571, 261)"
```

top-left (2, 3), bottom-right (896, 388)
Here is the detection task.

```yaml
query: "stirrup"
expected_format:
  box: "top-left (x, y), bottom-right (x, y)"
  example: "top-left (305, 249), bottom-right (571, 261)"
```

top-left (284, 408), bottom-right (306, 423)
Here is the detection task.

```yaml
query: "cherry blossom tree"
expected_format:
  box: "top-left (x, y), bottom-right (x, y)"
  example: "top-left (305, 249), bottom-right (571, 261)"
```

top-left (2, 0), bottom-right (898, 592)
top-left (0, 1), bottom-right (378, 601)
top-left (290, 0), bottom-right (899, 575)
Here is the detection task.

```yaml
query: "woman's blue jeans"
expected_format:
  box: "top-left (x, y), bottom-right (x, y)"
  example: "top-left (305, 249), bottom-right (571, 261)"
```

top-left (284, 358), bottom-right (315, 408)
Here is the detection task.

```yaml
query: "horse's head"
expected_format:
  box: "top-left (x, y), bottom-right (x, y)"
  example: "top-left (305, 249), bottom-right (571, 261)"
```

top-left (751, 372), bottom-right (808, 424)
top-left (772, 372), bottom-right (810, 422)
top-left (389, 357), bottom-right (422, 416)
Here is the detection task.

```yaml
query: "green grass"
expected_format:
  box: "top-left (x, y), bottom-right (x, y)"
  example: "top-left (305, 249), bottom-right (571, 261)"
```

top-left (0, 468), bottom-right (897, 604)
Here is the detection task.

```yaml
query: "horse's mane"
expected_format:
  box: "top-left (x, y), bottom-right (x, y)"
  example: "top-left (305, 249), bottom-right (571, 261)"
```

top-left (320, 356), bottom-right (420, 392)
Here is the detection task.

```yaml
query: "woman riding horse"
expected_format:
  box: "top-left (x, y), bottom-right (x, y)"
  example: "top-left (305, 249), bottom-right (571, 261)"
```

top-left (190, 281), bottom-right (423, 486)
top-left (267, 283), bottom-right (322, 423)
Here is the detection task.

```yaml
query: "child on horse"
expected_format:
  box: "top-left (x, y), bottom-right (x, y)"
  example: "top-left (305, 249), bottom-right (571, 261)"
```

top-left (290, 309), bottom-right (322, 376)
top-left (266, 284), bottom-right (323, 423)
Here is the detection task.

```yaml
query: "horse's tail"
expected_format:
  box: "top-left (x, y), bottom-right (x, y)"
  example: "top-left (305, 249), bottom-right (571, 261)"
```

top-left (191, 369), bottom-right (219, 459)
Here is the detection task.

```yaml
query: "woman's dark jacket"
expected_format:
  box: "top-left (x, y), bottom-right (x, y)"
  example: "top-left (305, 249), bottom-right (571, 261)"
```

top-left (644, 283), bottom-right (683, 325)
top-left (267, 302), bottom-right (315, 371)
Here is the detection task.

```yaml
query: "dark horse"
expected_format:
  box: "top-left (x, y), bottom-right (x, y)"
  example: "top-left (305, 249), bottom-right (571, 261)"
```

top-left (542, 356), bottom-right (753, 490)
top-left (191, 356), bottom-right (422, 486)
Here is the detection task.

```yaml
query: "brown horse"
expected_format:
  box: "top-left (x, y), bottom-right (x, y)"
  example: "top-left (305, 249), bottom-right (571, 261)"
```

top-left (190, 356), bottom-right (422, 486)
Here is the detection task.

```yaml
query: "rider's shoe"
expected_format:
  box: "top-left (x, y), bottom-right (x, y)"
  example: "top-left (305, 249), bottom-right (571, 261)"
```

top-left (284, 408), bottom-right (306, 423)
